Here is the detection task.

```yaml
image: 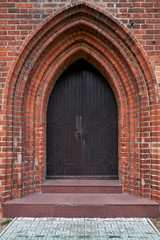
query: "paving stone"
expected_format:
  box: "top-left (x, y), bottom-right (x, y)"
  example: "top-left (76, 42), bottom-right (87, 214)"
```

top-left (0, 218), bottom-right (160, 240)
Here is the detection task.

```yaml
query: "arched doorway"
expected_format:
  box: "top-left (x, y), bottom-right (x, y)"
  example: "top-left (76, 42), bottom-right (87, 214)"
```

top-left (2, 2), bottom-right (159, 216)
top-left (47, 60), bottom-right (118, 177)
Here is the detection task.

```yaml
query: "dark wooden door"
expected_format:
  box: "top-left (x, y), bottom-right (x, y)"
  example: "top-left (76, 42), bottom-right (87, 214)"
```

top-left (47, 60), bottom-right (118, 177)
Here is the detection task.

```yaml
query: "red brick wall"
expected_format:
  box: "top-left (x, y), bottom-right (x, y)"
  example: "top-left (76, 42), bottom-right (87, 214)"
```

top-left (0, 0), bottom-right (160, 217)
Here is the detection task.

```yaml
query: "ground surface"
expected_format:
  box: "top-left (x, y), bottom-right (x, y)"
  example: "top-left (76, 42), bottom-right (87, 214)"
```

top-left (0, 218), bottom-right (12, 235)
top-left (0, 217), bottom-right (160, 240)
top-left (151, 218), bottom-right (160, 232)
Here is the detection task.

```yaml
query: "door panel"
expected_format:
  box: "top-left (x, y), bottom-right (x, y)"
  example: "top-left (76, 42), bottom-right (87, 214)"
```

top-left (47, 60), bottom-right (118, 176)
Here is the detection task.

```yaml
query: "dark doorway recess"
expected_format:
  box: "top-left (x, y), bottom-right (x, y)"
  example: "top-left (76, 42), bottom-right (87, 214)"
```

top-left (47, 60), bottom-right (118, 178)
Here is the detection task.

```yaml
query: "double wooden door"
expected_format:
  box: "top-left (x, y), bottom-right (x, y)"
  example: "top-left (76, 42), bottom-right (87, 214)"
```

top-left (47, 60), bottom-right (118, 177)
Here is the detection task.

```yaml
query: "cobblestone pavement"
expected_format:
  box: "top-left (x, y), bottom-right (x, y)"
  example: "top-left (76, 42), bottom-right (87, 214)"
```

top-left (0, 217), bottom-right (160, 240)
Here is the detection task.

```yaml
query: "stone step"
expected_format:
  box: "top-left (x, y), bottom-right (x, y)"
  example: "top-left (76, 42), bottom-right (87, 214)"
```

top-left (41, 180), bottom-right (122, 194)
top-left (3, 193), bottom-right (159, 218)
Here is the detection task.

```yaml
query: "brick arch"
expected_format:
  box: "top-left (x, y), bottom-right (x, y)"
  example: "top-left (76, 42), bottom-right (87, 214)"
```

top-left (3, 1), bottom-right (159, 211)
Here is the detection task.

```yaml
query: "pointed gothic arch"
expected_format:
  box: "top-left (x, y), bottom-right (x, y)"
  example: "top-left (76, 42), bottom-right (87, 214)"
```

top-left (3, 1), bottom-right (159, 207)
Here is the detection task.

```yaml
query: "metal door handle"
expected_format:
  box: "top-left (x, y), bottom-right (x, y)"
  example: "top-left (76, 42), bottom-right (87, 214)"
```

top-left (75, 131), bottom-right (82, 139)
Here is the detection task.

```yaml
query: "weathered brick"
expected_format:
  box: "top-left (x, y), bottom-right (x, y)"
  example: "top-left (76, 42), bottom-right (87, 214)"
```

top-left (17, 3), bottom-right (32, 8)
top-left (0, 0), bottom-right (160, 218)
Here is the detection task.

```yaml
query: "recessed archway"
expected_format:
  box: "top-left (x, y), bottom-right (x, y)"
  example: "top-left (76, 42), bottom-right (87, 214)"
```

top-left (3, 1), bottom-right (159, 210)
